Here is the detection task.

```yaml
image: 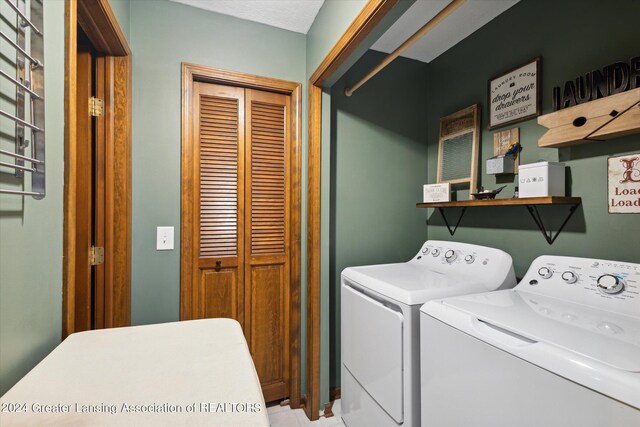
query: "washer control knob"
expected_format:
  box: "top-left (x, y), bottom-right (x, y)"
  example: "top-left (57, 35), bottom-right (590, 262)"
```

top-left (561, 271), bottom-right (578, 284)
top-left (538, 267), bottom-right (553, 279)
top-left (445, 250), bottom-right (457, 263)
top-left (597, 274), bottom-right (625, 295)
top-left (464, 255), bottom-right (475, 264)
top-left (422, 247), bottom-right (429, 254)
top-left (431, 249), bottom-right (440, 257)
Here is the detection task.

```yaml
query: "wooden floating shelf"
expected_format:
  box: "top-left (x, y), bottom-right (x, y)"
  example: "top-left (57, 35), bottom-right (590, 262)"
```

top-left (417, 197), bottom-right (582, 245)
top-left (416, 196), bottom-right (582, 209)
top-left (537, 88), bottom-right (640, 148)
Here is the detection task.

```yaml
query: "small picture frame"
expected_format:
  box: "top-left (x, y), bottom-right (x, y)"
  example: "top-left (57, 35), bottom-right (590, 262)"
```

top-left (488, 57), bottom-right (541, 130)
top-left (423, 183), bottom-right (451, 203)
top-left (493, 127), bottom-right (520, 173)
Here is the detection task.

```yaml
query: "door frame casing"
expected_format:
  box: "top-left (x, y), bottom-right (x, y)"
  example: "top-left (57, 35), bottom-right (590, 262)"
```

top-left (305, 0), bottom-right (398, 420)
top-left (63, 0), bottom-right (132, 337)
top-left (180, 63), bottom-right (303, 408)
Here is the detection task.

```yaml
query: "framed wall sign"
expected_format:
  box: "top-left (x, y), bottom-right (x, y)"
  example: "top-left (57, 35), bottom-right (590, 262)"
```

top-left (608, 153), bottom-right (640, 214)
top-left (488, 57), bottom-right (541, 130)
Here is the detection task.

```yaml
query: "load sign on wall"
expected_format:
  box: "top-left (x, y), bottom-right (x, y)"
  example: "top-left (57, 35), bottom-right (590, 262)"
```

top-left (608, 153), bottom-right (640, 213)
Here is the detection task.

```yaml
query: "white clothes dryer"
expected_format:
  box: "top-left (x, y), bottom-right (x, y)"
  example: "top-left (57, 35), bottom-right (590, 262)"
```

top-left (341, 240), bottom-right (516, 427)
top-left (420, 255), bottom-right (640, 427)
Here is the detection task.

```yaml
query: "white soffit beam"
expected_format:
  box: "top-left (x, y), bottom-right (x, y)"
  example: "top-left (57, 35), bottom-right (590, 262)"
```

top-left (371, 0), bottom-right (520, 63)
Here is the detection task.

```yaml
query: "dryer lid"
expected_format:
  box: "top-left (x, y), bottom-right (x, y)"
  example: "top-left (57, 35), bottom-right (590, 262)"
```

top-left (437, 289), bottom-right (640, 373)
top-left (343, 263), bottom-right (485, 306)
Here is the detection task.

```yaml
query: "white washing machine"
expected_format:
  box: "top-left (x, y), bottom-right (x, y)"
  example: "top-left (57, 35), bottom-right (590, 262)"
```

top-left (341, 240), bottom-right (516, 427)
top-left (420, 255), bottom-right (640, 427)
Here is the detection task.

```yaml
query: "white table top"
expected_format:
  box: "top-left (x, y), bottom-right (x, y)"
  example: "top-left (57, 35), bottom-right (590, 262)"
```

top-left (0, 319), bottom-right (269, 426)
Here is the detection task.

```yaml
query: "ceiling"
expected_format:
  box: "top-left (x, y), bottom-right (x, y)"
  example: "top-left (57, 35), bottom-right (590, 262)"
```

top-left (372, 0), bottom-right (520, 63)
top-left (169, 0), bottom-right (325, 34)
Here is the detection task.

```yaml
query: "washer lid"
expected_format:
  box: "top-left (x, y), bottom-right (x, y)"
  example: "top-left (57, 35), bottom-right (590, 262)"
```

top-left (437, 289), bottom-right (640, 372)
top-left (343, 263), bottom-right (484, 306)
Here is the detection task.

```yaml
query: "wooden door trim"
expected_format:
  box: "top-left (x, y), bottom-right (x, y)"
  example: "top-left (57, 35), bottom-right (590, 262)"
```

top-left (305, 0), bottom-right (398, 420)
top-left (63, 0), bottom-right (132, 337)
top-left (77, 0), bottom-right (130, 56)
top-left (181, 63), bottom-right (303, 408)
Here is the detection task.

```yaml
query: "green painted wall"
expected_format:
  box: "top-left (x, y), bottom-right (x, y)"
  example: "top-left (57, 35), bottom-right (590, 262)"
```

top-left (108, 0), bottom-right (130, 42)
top-left (0, 0), bottom-right (65, 395)
top-left (129, 0), bottom-right (306, 325)
top-left (329, 50), bottom-right (429, 388)
top-left (425, 0), bottom-right (640, 276)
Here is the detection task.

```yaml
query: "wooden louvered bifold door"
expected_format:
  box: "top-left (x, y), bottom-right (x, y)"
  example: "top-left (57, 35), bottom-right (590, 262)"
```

top-left (244, 89), bottom-right (291, 402)
top-left (191, 83), bottom-right (291, 403)
top-left (194, 82), bottom-right (245, 325)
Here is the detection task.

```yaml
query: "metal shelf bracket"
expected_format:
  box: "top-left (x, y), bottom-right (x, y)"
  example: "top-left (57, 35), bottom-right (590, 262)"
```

top-left (438, 207), bottom-right (467, 236)
top-left (432, 201), bottom-right (581, 245)
top-left (525, 204), bottom-right (579, 245)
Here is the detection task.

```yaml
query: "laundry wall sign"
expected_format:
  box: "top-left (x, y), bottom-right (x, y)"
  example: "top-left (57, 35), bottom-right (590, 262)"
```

top-left (488, 57), bottom-right (541, 130)
top-left (552, 56), bottom-right (640, 111)
top-left (608, 153), bottom-right (640, 213)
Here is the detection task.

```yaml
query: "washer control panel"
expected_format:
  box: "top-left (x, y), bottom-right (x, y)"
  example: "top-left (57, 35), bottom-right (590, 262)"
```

top-left (519, 255), bottom-right (640, 318)
top-left (414, 240), bottom-right (516, 291)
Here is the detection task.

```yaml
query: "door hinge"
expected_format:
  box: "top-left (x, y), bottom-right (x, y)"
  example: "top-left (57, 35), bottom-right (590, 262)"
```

top-left (90, 246), bottom-right (104, 266)
top-left (89, 97), bottom-right (104, 117)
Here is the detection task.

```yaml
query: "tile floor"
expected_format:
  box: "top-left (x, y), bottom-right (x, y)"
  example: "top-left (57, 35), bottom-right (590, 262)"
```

top-left (267, 399), bottom-right (345, 427)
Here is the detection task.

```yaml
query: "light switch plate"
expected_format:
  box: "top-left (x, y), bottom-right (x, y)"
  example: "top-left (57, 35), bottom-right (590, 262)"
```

top-left (156, 226), bottom-right (174, 251)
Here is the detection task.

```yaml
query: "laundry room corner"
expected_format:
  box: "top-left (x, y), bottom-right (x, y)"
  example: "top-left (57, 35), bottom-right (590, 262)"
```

top-left (424, 0), bottom-right (640, 275)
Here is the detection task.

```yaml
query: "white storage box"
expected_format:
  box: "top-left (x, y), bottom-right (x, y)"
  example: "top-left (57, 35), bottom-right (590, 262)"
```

top-left (519, 161), bottom-right (566, 197)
